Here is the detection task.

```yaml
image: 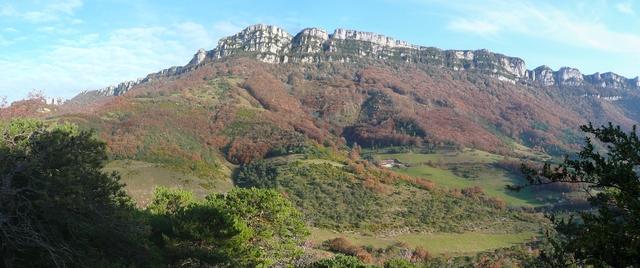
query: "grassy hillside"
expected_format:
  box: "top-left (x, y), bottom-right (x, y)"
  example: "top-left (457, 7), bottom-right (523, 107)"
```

top-left (235, 152), bottom-right (543, 233)
top-left (370, 149), bottom-right (564, 207)
top-left (230, 150), bottom-right (547, 261)
top-left (52, 56), bottom-right (621, 166)
top-left (105, 160), bottom-right (234, 206)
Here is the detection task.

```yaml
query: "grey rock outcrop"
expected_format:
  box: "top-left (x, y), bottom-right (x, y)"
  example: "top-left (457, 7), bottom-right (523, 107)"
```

top-left (556, 67), bottom-right (584, 86)
top-left (209, 25), bottom-right (529, 82)
top-left (527, 66), bottom-right (639, 89)
top-left (72, 79), bottom-right (143, 103)
top-left (98, 79), bottom-right (142, 96)
top-left (211, 24), bottom-right (292, 64)
top-left (292, 28), bottom-right (329, 53)
top-left (528, 65), bottom-right (555, 86)
top-left (331, 28), bottom-right (417, 49)
top-left (188, 48), bottom-right (207, 66)
top-left (586, 72), bottom-right (630, 89)
top-left (291, 28), bottom-right (330, 63)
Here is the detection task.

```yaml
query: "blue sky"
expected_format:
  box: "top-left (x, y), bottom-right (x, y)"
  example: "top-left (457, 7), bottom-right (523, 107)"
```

top-left (2, 0), bottom-right (640, 103)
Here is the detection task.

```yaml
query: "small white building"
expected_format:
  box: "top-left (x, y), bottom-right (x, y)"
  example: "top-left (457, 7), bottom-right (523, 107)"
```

top-left (379, 159), bottom-right (405, 168)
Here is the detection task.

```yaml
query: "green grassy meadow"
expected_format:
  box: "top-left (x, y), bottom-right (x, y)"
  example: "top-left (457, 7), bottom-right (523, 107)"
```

top-left (372, 149), bottom-right (556, 207)
top-left (105, 160), bottom-right (234, 206)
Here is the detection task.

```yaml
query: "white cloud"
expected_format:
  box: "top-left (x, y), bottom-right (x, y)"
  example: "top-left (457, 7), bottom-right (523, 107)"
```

top-left (69, 18), bottom-right (83, 25)
top-left (440, 1), bottom-right (640, 56)
top-left (48, 0), bottom-right (83, 15)
top-left (448, 18), bottom-right (499, 36)
top-left (176, 22), bottom-right (217, 49)
top-left (0, 21), bottom-right (241, 102)
top-left (616, 1), bottom-right (635, 15)
top-left (23, 11), bottom-right (57, 23)
top-left (37, 26), bottom-right (76, 35)
top-left (0, 4), bottom-right (16, 16)
top-left (2, 0), bottom-right (83, 23)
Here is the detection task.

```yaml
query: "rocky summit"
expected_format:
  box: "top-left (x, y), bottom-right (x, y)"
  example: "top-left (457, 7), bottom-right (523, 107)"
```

top-left (79, 24), bottom-right (640, 100)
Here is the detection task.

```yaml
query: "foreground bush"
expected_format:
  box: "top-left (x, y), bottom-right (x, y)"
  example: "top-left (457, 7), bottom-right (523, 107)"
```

top-left (0, 119), bottom-right (310, 267)
top-left (0, 119), bottom-right (156, 267)
top-left (521, 123), bottom-right (640, 266)
top-left (147, 187), bottom-right (309, 267)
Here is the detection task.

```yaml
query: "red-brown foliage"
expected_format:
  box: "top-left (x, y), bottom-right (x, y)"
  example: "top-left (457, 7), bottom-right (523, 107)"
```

top-left (326, 237), bottom-right (374, 263)
top-left (227, 137), bottom-right (270, 164)
top-left (0, 96), bottom-right (50, 119)
top-left (486, 197), bottom-right (507, 209)
top-left (411, 246), bottom-right (430, 262)
top-left (462, 186), bottom-right (485, 199)
top-left (412, 178), bottom-right (436, 191)
top-left (242, 70), bottom-right (303, 113)
top-left (33, 55), bottom-right (640, 173)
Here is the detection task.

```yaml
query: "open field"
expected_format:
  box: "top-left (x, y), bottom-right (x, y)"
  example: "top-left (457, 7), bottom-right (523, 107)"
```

top-left (105, 160), bottom-right (234, 206)
top-left (309, 228), bottom-right (537, 255)
top-left (372, 149), bottom-right (556, 207)
top-left (398, 165), bottom-right (542, 206)
top-left (375, 149), bottom-right (504, 165)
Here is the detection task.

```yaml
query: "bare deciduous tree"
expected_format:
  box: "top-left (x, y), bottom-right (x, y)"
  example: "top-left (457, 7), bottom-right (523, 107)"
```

top-left (26, 89), bottom-right (45, 101)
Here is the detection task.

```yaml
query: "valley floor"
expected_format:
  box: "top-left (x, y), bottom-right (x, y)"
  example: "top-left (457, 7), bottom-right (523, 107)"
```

top-left (112, 147), bottom-right (554, 258)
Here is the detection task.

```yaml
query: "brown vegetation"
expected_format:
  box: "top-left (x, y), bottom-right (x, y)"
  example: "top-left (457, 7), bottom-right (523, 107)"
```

top-left (325, 237), bottom-right (374, 263)
top-left (8, 54), bottom-right (638, 174)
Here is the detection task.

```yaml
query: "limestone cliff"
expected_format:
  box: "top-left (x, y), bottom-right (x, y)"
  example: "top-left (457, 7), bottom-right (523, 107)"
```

top-left (77, 24), bottom-right (640, 100)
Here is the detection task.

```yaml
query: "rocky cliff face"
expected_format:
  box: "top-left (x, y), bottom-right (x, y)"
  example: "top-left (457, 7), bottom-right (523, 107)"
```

top-left (188, 48), bottom-right (207, 65)
top-left (197, 24), bottom-right (528, 82)
top-left (71, 79), bottom-right (141, 103)
top-left (556, 67), bottom-right (584, 86)
top-left (526, 66), bottom-right (638, 90)
top-left (78, 24), bottom-right (639, 100)
top-left (586, 72), bottom-right (632, 89)
top-left (200, 24), bottom-right (639, 89)
top-left (331, 28), bottom-right (418, 49)
top-left (96, 79), bottom-right (141, 96)
top-left (527, 65), bottom-right (555, 86)
top-left (211, 24), bottom-right (292, 64)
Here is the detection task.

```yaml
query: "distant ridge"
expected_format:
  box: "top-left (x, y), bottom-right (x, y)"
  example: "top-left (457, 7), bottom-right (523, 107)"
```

top-left (75, 24), bottom-right (640, 100)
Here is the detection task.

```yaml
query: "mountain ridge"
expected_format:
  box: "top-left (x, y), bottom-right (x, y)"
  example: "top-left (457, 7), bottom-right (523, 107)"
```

top-left (75, 24), bottom-right (640, 101)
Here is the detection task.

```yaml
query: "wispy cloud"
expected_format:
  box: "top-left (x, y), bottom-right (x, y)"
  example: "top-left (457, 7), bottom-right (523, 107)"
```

top-left (0, 4), bottom-right (17, 16)
top-left (37, 26), bottom-right (77, 35)
top-left (1, 0), bottom-right (83, 23)
top-left (0, 21), bottom-right (242, 101)
top-left (616, 1), bottom-right (635, 15)
top-left (439, 1), bottom-right (640, 56)
top-left (447, 18), bottom-right (499, 36)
